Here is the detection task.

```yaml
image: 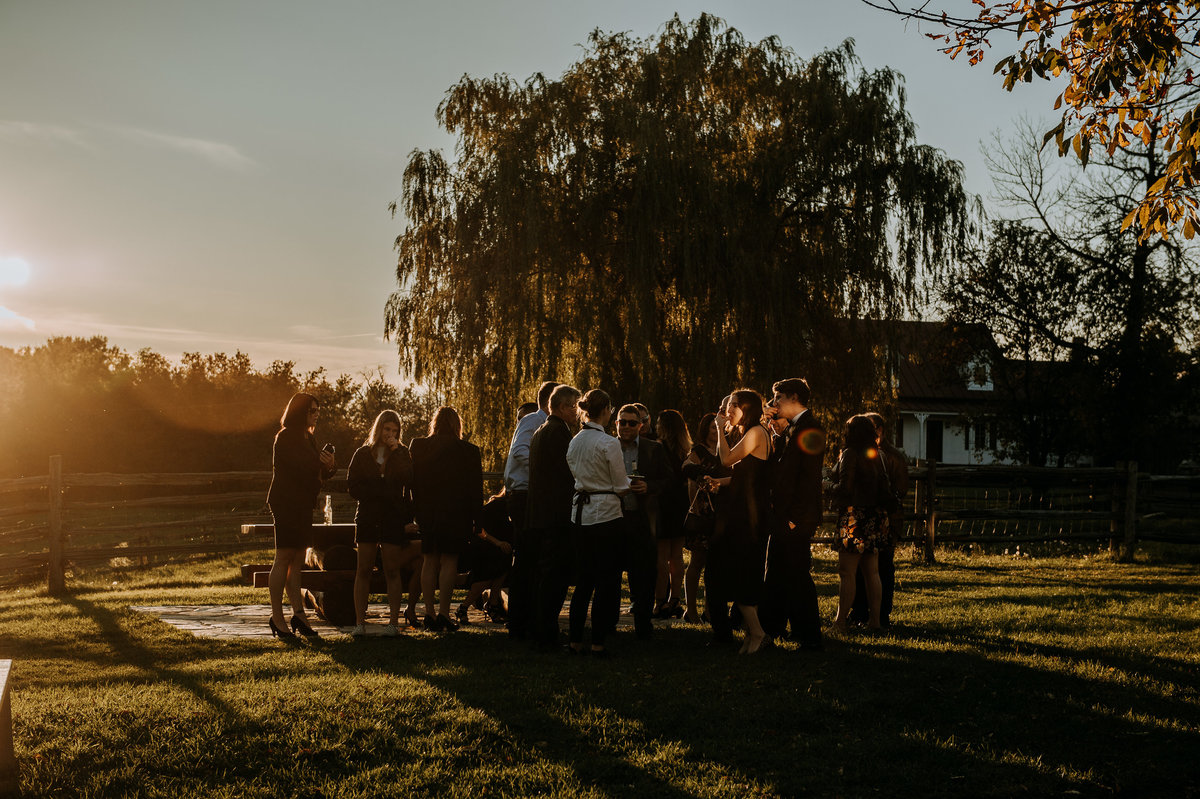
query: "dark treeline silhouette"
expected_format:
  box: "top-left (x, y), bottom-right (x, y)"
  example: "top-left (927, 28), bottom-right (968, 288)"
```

top-left (0, 337), bottom-right (441, 479)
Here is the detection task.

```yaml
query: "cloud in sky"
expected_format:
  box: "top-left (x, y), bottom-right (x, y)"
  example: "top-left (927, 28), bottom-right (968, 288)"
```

top-left (0, 120), bottom-right (90, 148)
top-left (106, 125), bottom-right (257, 170)
top-left (0, 306), bottom-right (35, 331)
top-left (0, 120), bottom-right (255, 169)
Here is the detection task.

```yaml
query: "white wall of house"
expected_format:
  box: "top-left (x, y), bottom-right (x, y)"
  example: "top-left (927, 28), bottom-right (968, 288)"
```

top-left (895, 412), bottom-right (1001, 465)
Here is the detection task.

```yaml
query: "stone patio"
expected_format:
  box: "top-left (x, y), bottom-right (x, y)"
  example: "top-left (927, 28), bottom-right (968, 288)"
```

top-left (131, 602), bottom-right (648, 640)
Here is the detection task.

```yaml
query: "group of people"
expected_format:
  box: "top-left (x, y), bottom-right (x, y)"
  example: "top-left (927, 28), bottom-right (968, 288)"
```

top-left (264, 378), bottom-right (909, 654)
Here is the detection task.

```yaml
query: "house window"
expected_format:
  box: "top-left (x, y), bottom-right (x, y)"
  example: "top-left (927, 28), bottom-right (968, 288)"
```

top-left (966, 358), bottom-right (993, 391)
top-left (973, 420), bottom-right (993, 451)
top-left (896, 416), bottom-right (904, 448)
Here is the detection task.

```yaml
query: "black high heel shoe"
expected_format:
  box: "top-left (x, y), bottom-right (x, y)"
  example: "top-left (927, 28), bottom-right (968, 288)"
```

top-left (290, 615), bottom-right (320, 639)
top-left (269, 618), bottom-right (297, 640)
top-left (404, 607), bottom-right (422, 628)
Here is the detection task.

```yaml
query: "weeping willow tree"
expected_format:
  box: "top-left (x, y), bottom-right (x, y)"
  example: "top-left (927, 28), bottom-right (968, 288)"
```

top-left (387, 14), bottom-right (973, 460)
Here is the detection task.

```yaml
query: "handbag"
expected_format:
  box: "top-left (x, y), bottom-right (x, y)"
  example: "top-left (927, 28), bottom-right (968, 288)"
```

top-left (684, 489), bottom-right (714, 535)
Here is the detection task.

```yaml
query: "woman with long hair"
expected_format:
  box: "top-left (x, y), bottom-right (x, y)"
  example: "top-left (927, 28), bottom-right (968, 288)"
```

top-left (680, 412), bottom-right (731, 624)
top-left (831, 414), bottom-right (896, 631)
top-left (266, 392), bottom-right (336, 639)
top-left (346, 410), bottom-right (422, 637)
top-left (565, 389), bottom-right (631, 657)
top-left (653, 409), bottom-right (692, 619)
top-left (709, 389), bottom-right (772, 654)
top-left (409, 406), bottom-right (483, 632)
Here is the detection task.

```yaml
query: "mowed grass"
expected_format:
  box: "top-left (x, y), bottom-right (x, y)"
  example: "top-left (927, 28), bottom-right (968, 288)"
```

top-left (1, 549), bottom-right (1197, 798)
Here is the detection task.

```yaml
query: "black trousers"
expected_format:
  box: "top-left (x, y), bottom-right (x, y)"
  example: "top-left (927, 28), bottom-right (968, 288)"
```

top-left (851, 545), bottom-right (895, 625)
top-left (531, 522), bottom-right (574, 645)
top-left (504, 491), bottom-right (534, 638)
top-left (761, 521), bottom-right (823, 648)
top-left (622, 510), bottom-right (657, 636)
top-left (569, 518), bottom-right (623, 647)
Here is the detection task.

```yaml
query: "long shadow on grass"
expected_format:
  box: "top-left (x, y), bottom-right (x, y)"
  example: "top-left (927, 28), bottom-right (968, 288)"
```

top-left (321, 627), bottom-right (1122, 798)
top-left (59, 595), bottom-right (248, 723)
top-left (892, 623), bottom-right (1200, 706)
top-left (328, 634), bottom-right (711, 797)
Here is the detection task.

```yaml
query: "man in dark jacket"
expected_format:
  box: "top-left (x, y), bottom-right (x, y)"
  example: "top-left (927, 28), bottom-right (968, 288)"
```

top-left (616, 403), bottom-right (669, 638)
top-left (525, 384), bottom-right (582, 649)
top-left (762, 377), bottom-right (825, 650)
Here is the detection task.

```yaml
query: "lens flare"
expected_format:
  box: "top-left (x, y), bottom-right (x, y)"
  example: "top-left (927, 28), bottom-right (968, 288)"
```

top-left (798, 429), bottom-right (826, 455)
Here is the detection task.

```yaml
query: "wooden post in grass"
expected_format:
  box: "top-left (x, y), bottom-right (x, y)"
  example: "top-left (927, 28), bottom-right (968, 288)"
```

top-left (923, 459), bottom-right (938, 564)
top-left (1109, 461), bottom-right (1124, 554)
top-left (0, 660), bottom-right (16, 795)
top-left (1119, 461), bottom-right (1139, 563)
top-left (47, 455), bottom-right (65, 594)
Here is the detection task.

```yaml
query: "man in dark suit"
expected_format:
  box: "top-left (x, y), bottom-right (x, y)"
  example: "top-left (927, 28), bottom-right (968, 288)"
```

top-left (504, 380), bottom-right (559, 639)
top-left (525, 384), bottom-right (582, 650)
top-left (615, 403), bottom-right (668, 638)
top-left (762, 377), bottom-right (825, 650)
top-left (851, 412), bottom-right (909, 627)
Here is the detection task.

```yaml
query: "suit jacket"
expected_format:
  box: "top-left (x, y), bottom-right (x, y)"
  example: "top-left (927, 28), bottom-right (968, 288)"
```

top-left (621, 437), bottom-right (669, 518)
top-left (409, 434), bottom-right (483, 537)
top-left (526, 415), bottom-right (576, 530)
top-left (346, 444), bottom-right (415, 537)
top-left (770, 409), bottom-right (826, 530)
top-left (266, 426), bottom-right (335, 512)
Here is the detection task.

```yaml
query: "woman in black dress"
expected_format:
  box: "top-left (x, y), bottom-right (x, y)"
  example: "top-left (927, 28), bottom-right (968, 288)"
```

top-left (347, 410), bottom-right (422, 637)
top-left (831, 414), bottom-right (896, 631)
top-left (266, 392), bottom-right (336, 639)
top-left (653, 409), bottom-right (691, 619)
top-left (709, 389), bottom-right (772, 654)
top-left (680, 412), bottom-right (731, 623)
top-left (409, 406), bottom-right (483, 632)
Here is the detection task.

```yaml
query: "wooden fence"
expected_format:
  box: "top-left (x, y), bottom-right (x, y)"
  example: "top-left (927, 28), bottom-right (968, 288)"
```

top-left (1, 457), bottom-right (1197, 592)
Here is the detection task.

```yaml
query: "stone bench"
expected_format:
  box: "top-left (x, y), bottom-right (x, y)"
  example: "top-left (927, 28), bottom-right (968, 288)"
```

top-left (1, 659), bottom-right (16, 795)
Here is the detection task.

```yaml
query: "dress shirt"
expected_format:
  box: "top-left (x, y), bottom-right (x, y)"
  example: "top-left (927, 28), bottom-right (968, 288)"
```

top-left (566, 422), bottom-right (631, 526)
top-left (503, 408), bottom-right (548, 491)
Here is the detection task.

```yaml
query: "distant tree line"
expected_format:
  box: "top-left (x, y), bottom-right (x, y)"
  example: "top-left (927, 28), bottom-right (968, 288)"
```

top-left (0, 337), bottom-right (441, 479)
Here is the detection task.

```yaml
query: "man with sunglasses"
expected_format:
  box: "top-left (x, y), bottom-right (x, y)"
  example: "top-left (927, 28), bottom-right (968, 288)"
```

top-left (615, 403), bottom-right (668, 639)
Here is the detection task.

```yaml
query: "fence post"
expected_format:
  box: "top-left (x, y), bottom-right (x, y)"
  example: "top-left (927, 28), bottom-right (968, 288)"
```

top-left (47, 455), bottom-right (65, 594)
top-left (923, 459), bottom-right (938, 564)
top-left (1119, 460), bottom-right (1139, 563)
top-left (1109, 461), bottom-right (1124, 554)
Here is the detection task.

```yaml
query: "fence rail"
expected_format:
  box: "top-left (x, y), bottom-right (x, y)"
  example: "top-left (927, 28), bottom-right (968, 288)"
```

top-left (1, 457), bottom-right (1197, 591)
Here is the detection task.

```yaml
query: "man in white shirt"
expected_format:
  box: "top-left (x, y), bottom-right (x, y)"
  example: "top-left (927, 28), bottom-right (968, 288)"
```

top-left (504, 380), bottom-right (558, 640)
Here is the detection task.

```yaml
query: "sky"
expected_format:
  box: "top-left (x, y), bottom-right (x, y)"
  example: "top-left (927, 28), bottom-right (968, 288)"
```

top-left (0, 0), bottom-right (1057, 380)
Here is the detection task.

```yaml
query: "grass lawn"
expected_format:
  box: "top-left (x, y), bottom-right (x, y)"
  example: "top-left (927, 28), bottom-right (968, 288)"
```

top-left (1, 549), bottom-right (1197, 798)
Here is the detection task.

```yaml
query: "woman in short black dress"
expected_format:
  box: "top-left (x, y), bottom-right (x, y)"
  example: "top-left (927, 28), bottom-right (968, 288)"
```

top-left (831, 414), bottom-right (896, 631)
top-left (409, 406), bottom-right (483, 632)
top-left (653, 409), bottom-right (691, 619)
top-left (266, 392), bottom-right (336, 639)
top-left (708, 390), bottom-right (772, 654)
top-left (347, 410), bottom-right (422, 637)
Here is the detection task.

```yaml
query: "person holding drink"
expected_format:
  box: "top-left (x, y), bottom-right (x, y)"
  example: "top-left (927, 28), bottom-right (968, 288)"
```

top-left (346, 410), bottom-right (422, 637)
top-left (266, 392), bottom-right (336, 640)
top-left (615, 403), bottom-right (668, 639)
